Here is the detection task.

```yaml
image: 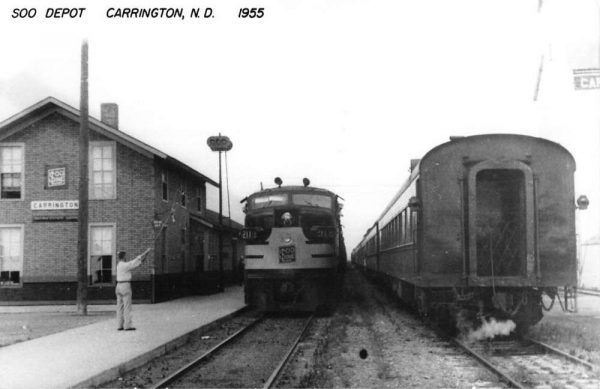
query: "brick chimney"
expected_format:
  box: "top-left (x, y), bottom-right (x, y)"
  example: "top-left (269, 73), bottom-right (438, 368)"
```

top-left (100, 103), bottom-right (118, 129)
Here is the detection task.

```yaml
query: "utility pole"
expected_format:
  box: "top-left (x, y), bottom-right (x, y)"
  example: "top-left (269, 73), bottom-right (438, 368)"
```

top-left (218, 149), bottom-right (223, 291)
top-left (207, 134), bottom-right (233, 292)
top-left (77, 40), bottom-right (89, 315)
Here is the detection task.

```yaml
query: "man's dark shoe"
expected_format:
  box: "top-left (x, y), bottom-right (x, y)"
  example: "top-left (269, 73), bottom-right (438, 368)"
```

top-left (117, 328), bottom-right (124, 331)
top-left (125, 328), bottom-right (136, 331)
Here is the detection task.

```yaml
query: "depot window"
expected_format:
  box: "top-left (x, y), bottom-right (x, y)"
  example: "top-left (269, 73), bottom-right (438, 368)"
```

top-left (0, 226), bottom-right (23, 286)
top-left (89, 224), bottom-right (115, 284)
top-left (0, 144), bottom-right (24, 200)
top-left (89, 142), bottom-right (116, 200)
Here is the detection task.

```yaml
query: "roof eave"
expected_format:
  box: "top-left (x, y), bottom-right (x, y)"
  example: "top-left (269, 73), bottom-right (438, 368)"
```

top-left (165, 156), bottom-right (219, 187)
top-left (0, 96), bottom-right (219, 187)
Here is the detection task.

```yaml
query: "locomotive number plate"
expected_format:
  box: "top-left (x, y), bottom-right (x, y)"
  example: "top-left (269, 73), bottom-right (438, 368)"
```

top-left (279, 246), bottom-right (296, 263)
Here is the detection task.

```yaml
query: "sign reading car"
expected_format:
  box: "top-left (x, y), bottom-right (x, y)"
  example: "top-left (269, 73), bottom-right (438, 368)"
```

top-left (573, 68), bottom-right (600, 90)
top-left (207, 135), bottom-right (233, 152)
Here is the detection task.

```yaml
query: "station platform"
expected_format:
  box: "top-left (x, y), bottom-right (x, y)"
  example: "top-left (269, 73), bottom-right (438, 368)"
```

top-left (0, 286), bottom-right (245, 389)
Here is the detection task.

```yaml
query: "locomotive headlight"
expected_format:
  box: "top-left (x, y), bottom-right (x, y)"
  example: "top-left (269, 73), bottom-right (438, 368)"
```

top-left (281, 212), bottom-right (293, 226)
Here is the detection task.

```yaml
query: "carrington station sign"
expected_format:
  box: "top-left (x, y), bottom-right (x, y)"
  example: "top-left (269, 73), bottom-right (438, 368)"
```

top-left (31, 200), bottom-right (79, 210)
top-left (573, 68), bottom-right (600, 90)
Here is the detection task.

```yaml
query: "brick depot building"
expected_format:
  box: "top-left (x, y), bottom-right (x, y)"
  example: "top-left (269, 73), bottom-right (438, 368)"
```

top-left (0, 97), bottom-right (243, 303)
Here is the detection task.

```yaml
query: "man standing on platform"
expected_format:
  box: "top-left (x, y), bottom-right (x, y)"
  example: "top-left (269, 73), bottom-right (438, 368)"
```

top-left (116, 248), bottom-right (152, 331)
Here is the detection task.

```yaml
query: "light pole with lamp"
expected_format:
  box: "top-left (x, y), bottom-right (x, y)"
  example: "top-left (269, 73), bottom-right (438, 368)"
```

top-left (207, 134), bottom-right (233, 292)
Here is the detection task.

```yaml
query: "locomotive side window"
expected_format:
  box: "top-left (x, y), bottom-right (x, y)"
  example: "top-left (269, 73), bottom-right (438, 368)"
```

top-left (301, 212), bottom-right (335, 243)
top-left (244, 213), bottom-right (274, 243)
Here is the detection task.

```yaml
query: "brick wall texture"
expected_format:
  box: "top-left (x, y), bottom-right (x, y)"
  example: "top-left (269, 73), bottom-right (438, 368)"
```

top-left (0, 109), bottom-right (240, 303)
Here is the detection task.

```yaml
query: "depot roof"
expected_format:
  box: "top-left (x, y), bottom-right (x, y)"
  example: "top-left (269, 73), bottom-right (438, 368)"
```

top-left (0, 96), bottom-right (218, 187)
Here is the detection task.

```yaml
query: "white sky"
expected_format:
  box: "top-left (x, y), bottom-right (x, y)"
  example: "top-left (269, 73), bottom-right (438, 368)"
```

top-left (0, 0), bottom-right (599, 251)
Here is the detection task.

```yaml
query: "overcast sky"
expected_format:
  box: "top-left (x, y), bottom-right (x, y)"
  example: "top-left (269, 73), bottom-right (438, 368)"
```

top-left (1, 0), bottom-right (599, 251)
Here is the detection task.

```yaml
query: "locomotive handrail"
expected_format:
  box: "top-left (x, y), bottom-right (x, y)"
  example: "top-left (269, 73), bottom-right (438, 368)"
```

top-left (379, 243), bottom-right (415, 254)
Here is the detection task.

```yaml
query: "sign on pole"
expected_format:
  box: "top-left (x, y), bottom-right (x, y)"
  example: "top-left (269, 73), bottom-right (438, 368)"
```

top-left (207, 135), bottom-right (233, 151)
top-left (573, 68), bottom-right (600, 90)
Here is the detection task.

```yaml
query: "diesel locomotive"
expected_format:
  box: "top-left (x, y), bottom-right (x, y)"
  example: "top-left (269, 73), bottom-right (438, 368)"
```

top-left (352, 134), bottom-right (587, 331)
top-left (240, 178), bottom-right (346, 312)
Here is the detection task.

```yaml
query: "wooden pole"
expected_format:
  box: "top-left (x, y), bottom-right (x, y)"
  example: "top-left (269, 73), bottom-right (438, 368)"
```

top-left (77, 40), bottom-right (89, 315)
top-left (218, 149), bottom-right (224, 292)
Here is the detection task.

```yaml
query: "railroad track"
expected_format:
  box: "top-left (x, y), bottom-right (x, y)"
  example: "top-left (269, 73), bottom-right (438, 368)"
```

top-left (578, 288), bottom-right (600, 297)
top-left (454, 336), bottom-right (600, 388)
top-left (149, 314), bottom-right (314, 389)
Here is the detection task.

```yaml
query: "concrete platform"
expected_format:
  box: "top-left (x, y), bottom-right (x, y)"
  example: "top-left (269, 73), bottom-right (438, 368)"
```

top-left (0, 286), bottom-right (245, 389)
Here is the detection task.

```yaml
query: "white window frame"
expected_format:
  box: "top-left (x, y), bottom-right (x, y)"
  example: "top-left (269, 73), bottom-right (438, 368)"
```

top-left (89, 141), bottom-right (117, 200)
top-left (0, 224), bottom-right (24, 287)
top-left (0, 143), bottom-right (25, 201)
top-left (88, 223), bottom-right (116, 285)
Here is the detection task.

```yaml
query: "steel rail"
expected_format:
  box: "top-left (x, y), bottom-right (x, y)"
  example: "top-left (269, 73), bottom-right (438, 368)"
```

top-left (453, 338), bottom-right (526, 389)
top-left (578, 288), bottom-right (600, 297)
top-left (526, 337), bottom-right (598, 371)
top-left (150, 314), bottom-right (265, 389)
top-left (263, 314), bottom-right (315, 389)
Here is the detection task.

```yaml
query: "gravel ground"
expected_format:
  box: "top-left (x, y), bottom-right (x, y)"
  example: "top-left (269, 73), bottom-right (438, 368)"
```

top-left (464, 340), bottom-right (600, 388)
top-left (171, 316), bottom-right (310, 388)
top-left (278, 267), bottom-right (504, 388)
top-left (528, 293), bottom-right (600, 365)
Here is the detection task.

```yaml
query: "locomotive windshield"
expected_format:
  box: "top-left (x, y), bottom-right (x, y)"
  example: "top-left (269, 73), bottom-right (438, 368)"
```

top-left (249, 192), bottom-right (334, 210)
top-left (292, 194), bottom-right (332, 208)
top-left (243, 190), bottom-right (338, 244)
top-left (252, 194), bottom-right (288, 209)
